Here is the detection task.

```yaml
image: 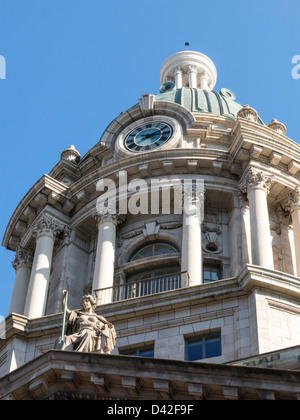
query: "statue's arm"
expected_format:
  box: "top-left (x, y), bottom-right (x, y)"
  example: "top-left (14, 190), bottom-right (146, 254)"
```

top-left (97, 314), bottom-right (114, 329)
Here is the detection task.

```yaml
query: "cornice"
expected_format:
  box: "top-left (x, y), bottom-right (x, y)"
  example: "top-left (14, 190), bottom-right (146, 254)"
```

top-left (68, 148), bottom-right (234, 199)
top-left (240, 161), bottom-right (299, 191)
top-left (238, 264), bottom-right (300, 300)
top-left (230, 119), bottom-right (300, 165)
top-left (2, 175), bottom-right (70, 250)
top-left (2, 349), bottom-right (300, 400)
top-left (48, 159), bottom-right (82, 181)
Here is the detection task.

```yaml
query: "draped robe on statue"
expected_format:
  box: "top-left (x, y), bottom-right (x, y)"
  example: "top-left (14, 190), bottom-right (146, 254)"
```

top-left (61, 311), bottom-right (116, 354)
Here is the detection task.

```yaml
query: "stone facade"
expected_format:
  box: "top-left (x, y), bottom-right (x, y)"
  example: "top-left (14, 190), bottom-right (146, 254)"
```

top-left (1, 49), bottom-right (300, 399)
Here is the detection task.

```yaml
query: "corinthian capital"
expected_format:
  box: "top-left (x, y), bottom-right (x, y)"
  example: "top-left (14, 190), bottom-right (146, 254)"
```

top-left (31, 215), bottom-right (67, 240)
top-left (174, 66), bottom-right (182, 75)
top-left (288, 186), bottom-right (300, 212)
top-left (188, 65), bottom-right (198, 74)
top-left (12, 247), bottom-right (33, 270)
top-left (241, 169), bottom-right (274, 195)
top-left (92, 210), bottom-right (126, 226)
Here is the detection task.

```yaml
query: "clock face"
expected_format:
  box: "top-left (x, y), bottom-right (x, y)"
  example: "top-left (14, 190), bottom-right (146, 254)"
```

top-left (124, 121), bottom-right (173, 152)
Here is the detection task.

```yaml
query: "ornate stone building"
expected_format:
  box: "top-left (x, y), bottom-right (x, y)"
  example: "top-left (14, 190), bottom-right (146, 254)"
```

top-left (1, 49), bottom-right (300, 400)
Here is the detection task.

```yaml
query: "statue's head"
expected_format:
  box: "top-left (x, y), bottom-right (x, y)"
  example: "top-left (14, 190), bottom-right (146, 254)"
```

top-left (80, 294), bottom-right (96, 312)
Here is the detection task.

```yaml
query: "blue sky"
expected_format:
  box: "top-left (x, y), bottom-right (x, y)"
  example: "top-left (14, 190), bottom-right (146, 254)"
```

top-left (0, 0), bottom-right (300, 316)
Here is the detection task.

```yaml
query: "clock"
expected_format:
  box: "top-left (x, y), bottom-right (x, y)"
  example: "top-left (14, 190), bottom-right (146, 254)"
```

top-left (115, 116), bottom-right (182, 159)
top-left (124, 121), bottom-right (173, 152)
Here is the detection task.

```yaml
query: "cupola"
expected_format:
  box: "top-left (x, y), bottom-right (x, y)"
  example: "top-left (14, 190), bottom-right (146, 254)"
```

top-left (159, 50), bottom-right (217, 90)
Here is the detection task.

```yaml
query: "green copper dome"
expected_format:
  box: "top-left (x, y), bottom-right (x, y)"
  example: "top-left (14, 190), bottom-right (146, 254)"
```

top-left (155, 86), bottom-right (265, 125)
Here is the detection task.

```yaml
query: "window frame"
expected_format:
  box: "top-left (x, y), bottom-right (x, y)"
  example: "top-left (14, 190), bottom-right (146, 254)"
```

top-left (203, 263), bottom-right (223, 283)
top-left (185, 333), bottom-right (222, 361)
top-left (130, 242), bottom-right (178, 262)
top-left (119, 344), bottom-right (155, 358)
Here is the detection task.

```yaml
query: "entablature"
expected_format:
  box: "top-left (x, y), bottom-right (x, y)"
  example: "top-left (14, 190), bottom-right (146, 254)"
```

top-left (2, 176), bottom-right (75, 251)
top-left (230, 119), bottom-right (300, 180)
top-left (239, 161), bottom-right (300, 209)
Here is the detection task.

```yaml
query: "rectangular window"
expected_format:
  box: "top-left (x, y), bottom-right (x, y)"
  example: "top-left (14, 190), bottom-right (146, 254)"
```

top-left (185, 334), bottom-right (221, 361)
top-left (203, 264), bottom-right (222, 283)
top-left (119, 345), bottom-right (154, 358)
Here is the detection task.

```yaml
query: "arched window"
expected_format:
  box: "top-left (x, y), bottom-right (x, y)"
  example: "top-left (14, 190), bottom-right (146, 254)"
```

top-left (125, 242), bottom-right (181, 297)
top-left (130, 242), bottom-right (178, 262)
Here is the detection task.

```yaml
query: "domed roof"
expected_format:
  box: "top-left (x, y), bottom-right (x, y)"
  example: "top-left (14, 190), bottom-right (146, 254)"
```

top-left (155, 85), bottom-right (265, 125)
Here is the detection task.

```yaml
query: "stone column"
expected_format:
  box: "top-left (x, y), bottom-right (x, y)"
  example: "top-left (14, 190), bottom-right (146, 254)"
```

top-left (9, 248), bottom-right (33, 315)
top-left (181, 186), bottom-right (205, 287)
top-left (92, 213), bottom-right (119, 305)
top-left (200, 72), bottom-right (209, 90)
top-left (188, 65), bottom-right (198, 89)
top-left (174, 67), bottom-right (183, 89)
top-left (289, 187), bottom-right (300, 277)
top-left (242, 169), bottom-right (274, 269)
top-left (24, 216), bottom-right (64, 319)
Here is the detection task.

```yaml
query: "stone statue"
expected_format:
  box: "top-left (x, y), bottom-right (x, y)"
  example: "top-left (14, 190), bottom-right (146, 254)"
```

top-left (60, 292), bottom-right (116, 354)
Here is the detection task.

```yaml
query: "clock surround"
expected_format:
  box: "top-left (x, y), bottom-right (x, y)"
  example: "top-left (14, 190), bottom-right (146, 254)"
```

top-left (115, 115), bottom-right (182, 159)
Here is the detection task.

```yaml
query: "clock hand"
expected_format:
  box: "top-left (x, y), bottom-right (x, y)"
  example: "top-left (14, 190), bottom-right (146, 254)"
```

top-left (139, 131), bottom-right (159, 139)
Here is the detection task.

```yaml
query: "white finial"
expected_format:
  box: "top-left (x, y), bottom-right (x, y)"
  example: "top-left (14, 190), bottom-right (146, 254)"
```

top-left (268, 119), bottom-right (287, 135)
top-left (61, 145), bottom-right (81, 163)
